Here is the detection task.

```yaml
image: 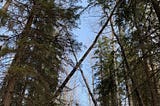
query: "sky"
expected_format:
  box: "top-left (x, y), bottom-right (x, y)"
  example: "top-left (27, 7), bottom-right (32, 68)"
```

top-left (0, 1), bottom-right (102, 106)
top-left (68, 1), bottom-right (102, 106)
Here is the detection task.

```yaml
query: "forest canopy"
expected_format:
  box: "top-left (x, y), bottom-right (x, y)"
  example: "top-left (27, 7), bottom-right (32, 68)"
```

top-left (0, 0), bottom-right (160, 106)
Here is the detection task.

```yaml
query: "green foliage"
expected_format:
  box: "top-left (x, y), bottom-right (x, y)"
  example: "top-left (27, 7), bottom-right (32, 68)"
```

top-left (0, 0), bottom-right (81, 105)
top-left (91, 0), bottom-right (160, 105)
top-left (93, 36), bottom-right (121, 105)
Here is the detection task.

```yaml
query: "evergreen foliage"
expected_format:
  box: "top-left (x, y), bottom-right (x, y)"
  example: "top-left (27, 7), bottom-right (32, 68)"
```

top-left (0, 0), bottom-right (160, 105)
top-left (92, 0), bottom-right (160, 105)
top-left (0, 0), bottom-right (81, 105)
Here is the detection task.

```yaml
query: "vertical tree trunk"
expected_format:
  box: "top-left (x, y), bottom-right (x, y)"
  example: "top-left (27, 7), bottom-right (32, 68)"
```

top-left (143, 58), bottom-right (157, 106)
top-left (115, 74), bottom-right (121, 106)
top-left (112, 30), bottom-right (121, 106)
top-left (144, 57), bottom-right (159, 106)
top-left (2, 77), bottom-right (16, 106)
top-left (125, 79), bottom-right (134, 106)
top-left (110, 19), bottom-right (144, 106)
top-left (2, 5), bottom-right (35, 106)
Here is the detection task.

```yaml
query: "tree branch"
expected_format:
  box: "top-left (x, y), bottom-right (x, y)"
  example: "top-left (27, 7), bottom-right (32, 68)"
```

top-left (110, 18), bottom-right (144, 106)
top-left (69, 39), bottom-right (97, 106)
top-left (50, 0), bottom-right (124, 104)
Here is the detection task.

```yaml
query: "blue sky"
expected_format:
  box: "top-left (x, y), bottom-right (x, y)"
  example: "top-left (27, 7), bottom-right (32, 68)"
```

top-left (0, 1), bottom-right (102, 105)
top-left (69, 1), bottom-right (102, 105)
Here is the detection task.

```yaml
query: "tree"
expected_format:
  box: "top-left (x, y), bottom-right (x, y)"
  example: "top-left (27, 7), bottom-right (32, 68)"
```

top-left (92, 36), bottom-right (122, 106)
top-left (0, 0), bottom-right (80, 105)
top-left (91, 0), bottom-right (160, 105)
top-left (1, 0), bottom-right (159, 105)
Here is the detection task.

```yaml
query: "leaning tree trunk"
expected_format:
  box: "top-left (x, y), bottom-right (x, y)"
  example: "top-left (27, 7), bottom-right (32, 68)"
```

top-left (1, 0), bottom-right (12, 12)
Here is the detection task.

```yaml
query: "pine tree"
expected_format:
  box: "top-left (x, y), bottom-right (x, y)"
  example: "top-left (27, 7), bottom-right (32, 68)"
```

top-left (91, 0), bottom-right (160, 105)
top-left (0, 0), bottom-right (81, 105)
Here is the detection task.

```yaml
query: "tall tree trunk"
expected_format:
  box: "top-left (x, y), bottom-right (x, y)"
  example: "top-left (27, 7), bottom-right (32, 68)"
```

top-left (2, 5), bottom-right (35, 106)
top-left (144, 56), bottom-right (159, 106)
top-left (112, 30), bottom-right (121, 106)
top-left (110, 19), bottom-right (144, 106)
top-left (125, 78), bottom-right (134, 106)
top-left (115, 74), bottom-right (121, 106)
top-left (2, 77), bottom-right (16, 106)
top-left (143, 57), bottom-right (157, 106)
top-left (150, 59), bottom-right (160, 105)
top-left (139, 33), bottom-right (158, 105)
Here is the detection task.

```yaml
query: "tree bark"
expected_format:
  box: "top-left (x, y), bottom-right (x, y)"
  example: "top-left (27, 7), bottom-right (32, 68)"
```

top-left (142, 53), bottom-right (157, 106)
top-left (1, 0), bottom-right (12, 12)
top-left (112, 29), bottom-right (121, 106)
top-left (2, 77), bottom-right (16, 106)
top-left (2, 5), bottom-right (35, 106)
top-left (110, 19), bottom-right (144, 106)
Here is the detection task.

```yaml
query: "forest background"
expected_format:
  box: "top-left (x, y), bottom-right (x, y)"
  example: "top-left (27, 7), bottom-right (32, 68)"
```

top-left (0, 0), bottom-right (160, 106)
